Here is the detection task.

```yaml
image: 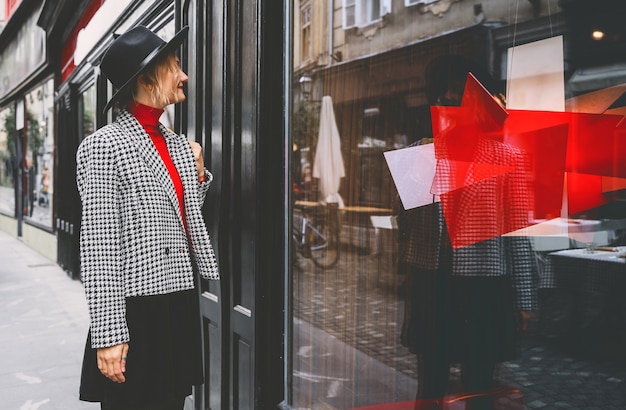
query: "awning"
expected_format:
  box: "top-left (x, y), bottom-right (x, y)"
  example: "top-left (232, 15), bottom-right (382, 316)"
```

top-left (568, 63), bottom-right (626, 93)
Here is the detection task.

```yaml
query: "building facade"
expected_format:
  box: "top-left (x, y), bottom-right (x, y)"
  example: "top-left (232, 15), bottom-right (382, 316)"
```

top-left (0, 0), bottom-right (56, 258)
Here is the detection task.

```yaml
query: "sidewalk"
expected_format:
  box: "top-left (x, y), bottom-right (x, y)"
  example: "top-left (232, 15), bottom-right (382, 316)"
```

top-left (0, 230), bottom-right (98, 410)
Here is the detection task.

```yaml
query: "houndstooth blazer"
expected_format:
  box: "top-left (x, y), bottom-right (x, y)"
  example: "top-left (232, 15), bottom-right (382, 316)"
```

top-left (77, 110), bottom-right (219, 348)
top-left (394, 139), bottom-right (538, 311)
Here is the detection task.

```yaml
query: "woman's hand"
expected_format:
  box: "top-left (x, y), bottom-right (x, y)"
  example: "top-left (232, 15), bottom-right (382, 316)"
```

top-left (189, 141), bottom-right (205, 180)
top-left (517, 310), bottom-right (534, 334)
top-left (97, 343), bottom-right (129, 383)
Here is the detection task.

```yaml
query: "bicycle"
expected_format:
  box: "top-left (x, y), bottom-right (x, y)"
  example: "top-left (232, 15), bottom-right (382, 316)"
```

top-left (292, 202), bottom-right (340, 269)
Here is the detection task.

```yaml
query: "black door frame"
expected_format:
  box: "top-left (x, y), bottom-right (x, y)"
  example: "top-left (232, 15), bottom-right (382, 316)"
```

top-left (180, 0), bottom-right (287, 408)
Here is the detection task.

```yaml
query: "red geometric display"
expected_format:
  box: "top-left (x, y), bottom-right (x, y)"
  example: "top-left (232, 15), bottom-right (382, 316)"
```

top-left (430, 73), bottom-right (626, 248)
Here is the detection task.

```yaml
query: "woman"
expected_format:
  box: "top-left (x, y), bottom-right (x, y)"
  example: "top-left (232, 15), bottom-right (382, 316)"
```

top-left (76, 25), bottom-right (219, 410)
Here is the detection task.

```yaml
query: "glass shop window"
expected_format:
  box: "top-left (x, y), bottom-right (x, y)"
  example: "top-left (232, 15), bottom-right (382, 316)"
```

top-left (0, 105), bottom-right (16, 217)
top-left (23, 78), bottom-right (54, 228)
top-left (289, 0), bottom-right (626, 409)
top-left (81, 84), bottom-right (97, 142)
top-left (343, 0), bottom-right (390, 29)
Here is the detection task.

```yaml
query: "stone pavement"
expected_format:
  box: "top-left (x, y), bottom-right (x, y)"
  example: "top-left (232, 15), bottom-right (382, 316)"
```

top-left (0, 230), bottom-right (98, 410)
top-left (293, 243), bottom-right (626, 410)
top-left (0, 230), bottom-right (197, 410)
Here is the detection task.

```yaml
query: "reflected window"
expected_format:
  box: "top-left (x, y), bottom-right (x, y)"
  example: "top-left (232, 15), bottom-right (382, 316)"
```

top-left (343, 0), bottom-right (389, 28)
top-left (358, 0), bottom-right (381, 25)
top-left (301, 4), bottom-right (312, 61)
top-left (343, 0), bottom-right (356, 28)
top-left (82, 84), bottom-right (97, 141)
top-left (405, 0), bottom-right (438, 7)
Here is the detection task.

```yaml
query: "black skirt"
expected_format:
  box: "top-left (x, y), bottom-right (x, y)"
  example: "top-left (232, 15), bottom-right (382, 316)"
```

top-left (79, 288), bottom-right (203, 407)
top-left (407, 268), bottom-right (518, 364)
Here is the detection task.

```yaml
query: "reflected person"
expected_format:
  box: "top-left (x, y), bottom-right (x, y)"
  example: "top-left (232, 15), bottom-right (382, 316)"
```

top-left (395, 56), bottom-right (537, 410)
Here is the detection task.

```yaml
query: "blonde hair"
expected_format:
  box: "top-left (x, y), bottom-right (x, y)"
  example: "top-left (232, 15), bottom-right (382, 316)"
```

top-left (116, 52), bottom-right (181, 109)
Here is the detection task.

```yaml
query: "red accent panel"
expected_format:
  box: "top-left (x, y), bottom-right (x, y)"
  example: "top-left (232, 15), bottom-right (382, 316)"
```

top-left (60, 0), bottom-right (105, 82)
top-left (430, 73), bottom-right (626, 248)
top-left (504, 116), bottom-right (568, 221)
top-left (567, 173), bottom-right (607, 216)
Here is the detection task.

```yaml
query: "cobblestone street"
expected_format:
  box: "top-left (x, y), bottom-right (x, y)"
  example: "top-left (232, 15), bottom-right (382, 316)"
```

top-left (292, 234), bottom-right (626, 409)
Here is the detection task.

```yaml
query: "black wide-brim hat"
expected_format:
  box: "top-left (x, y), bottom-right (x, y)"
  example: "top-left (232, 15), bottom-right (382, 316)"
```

top-left (100, 25), bottom-right (189, 112)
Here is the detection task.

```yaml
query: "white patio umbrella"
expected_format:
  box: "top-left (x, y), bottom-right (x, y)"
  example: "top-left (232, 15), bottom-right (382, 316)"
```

top-left (313, 96), bottom-right (345, 205)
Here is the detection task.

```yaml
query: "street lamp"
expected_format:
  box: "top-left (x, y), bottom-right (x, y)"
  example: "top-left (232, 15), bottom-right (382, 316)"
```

top-left (294, 75), bottom-right (319, 166)
top-left (299, 75), bottom-right (312, 101)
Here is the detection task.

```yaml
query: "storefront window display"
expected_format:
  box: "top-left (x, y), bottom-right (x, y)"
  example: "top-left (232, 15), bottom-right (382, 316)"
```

top-left (23, 78), bottom-right (54, 228)
top-left (0, 105), bottom-right (16, 216)
top-left (82, 84), bottom-right (96, 141)
top-left (290, 0), bottom-right (626, 408)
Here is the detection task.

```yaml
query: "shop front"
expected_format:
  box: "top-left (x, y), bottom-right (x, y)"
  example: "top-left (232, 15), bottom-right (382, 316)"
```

top-left (0, 0), bottom-right (55, 260)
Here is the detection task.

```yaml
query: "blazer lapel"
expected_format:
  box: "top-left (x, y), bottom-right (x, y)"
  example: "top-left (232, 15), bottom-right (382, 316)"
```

top-left (116, 111), bottom-right (184, 229)
top-left (160, 126), bottom-right (193, 186)
top-left (160, 126), bottom-right (196, 228)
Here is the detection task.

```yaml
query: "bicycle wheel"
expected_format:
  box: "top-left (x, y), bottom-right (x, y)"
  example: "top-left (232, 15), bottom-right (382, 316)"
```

top-left (308, 205), bottom-right (340, 269)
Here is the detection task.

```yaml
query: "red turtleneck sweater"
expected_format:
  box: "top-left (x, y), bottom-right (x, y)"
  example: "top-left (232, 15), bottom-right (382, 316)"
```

top-left (129, 102), bottom-right (187, 232)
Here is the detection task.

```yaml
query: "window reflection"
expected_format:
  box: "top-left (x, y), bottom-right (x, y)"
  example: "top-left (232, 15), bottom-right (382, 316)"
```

top-left (0, 105), bottom-right (16, 216)
top-left (23, 78), bottom-right (54, 228)
top-left (82, 85), bottom-right (97, 141)
top-left (291, 0), bottom-right (626, 408)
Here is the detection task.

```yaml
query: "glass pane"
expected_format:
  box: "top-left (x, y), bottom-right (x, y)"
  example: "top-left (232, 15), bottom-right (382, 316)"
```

top-left (370, 0), bottom-right (380, 22)
top-left (344, 3), bottom-right (355, 28)
top-left (290, 1), bottom-right (626, 409)
top-left (302, 6), bottom-right (312, 60)
top-left (24, 78), bottom-right (54, 227)
top-left (0, 105), bottom-right (16, 217)
top-left (82, 84), bottom-right (97, 141)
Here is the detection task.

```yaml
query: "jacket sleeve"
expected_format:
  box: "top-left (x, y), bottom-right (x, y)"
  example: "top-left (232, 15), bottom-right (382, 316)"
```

top-left (506, 145), bottom-right (538, 312)
top-left (197, 169), bottom-right (212, 204)
top-left (76, 133), bottom-right (129, 348)
top-left (507, 236), bottom-right (538, 311)
top-left (190, 167), bottom-right (220, 280)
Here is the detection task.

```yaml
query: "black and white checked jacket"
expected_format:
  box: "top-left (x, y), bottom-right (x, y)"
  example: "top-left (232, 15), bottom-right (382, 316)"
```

top-left (77, 110), bottom-right (219, 348)
top-left (394, 139), bottom-right (538, 311)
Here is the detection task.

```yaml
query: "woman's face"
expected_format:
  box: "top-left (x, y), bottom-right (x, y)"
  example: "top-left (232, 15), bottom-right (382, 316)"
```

top-left (160, 54), bottom-right (188, 106)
